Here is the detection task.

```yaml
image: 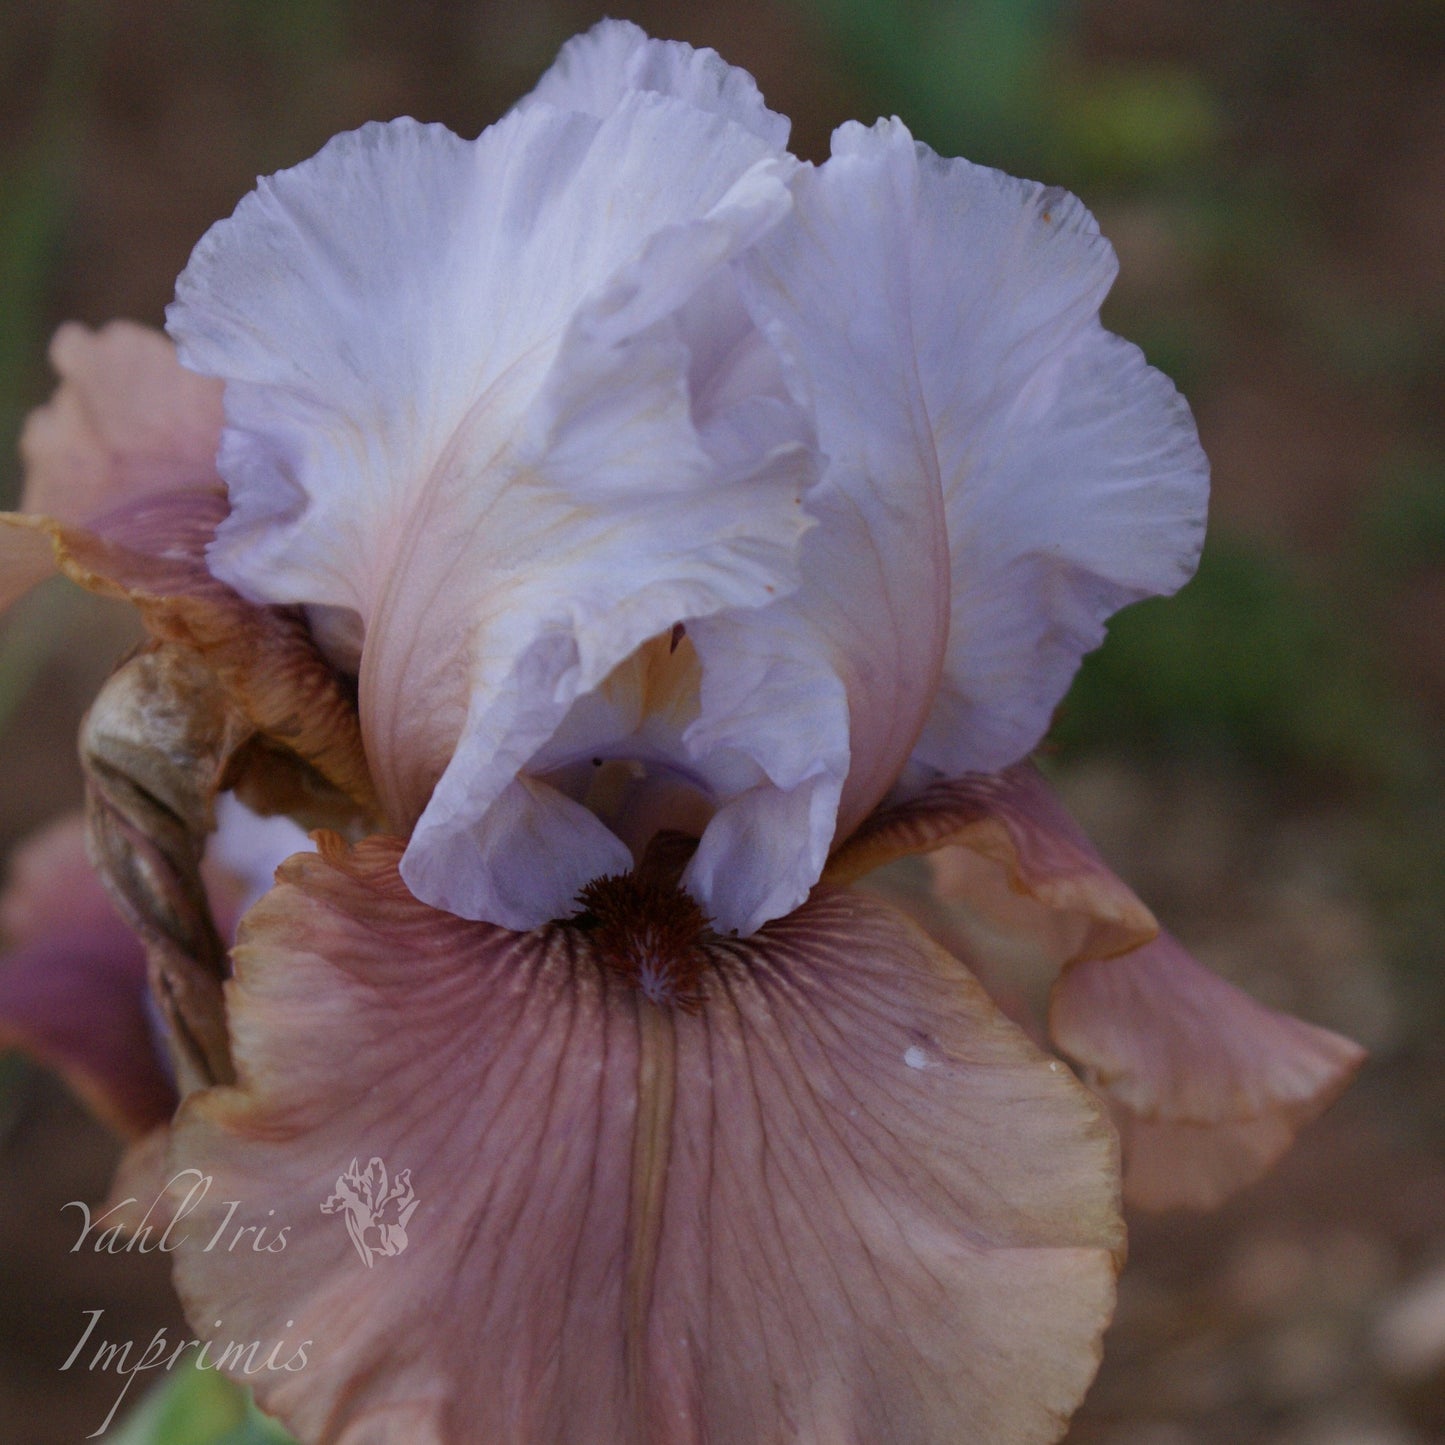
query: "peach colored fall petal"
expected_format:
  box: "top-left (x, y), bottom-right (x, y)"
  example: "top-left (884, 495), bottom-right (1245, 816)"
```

top-left (0, 524), bottom-right (59, 612)
top-left (19, 320), bottom-right (225, 518)
top-left (101, 1124), bottom-right (175, 1235)
top-left (0, 320), bottom-right (225, 614)
top-left (832, 763), bottom-right (1364, 1209)
top-left (850, 855), bottom-right (1056, 1046)
top-left (0, 816), bottom-right (175, 1136)
top-left (2, 323), bottom-right (374, 811)
top-left (170, 836), bottom-right (1122, 1445)
top-left (826, 761), bottom-right (1158, 966)
top-left (1050, 929), bottom-right (1367, 1210)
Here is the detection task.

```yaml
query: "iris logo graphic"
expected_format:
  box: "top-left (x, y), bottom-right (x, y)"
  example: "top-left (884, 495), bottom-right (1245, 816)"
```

top-left (322, 1158), bottom-right (418, 1268)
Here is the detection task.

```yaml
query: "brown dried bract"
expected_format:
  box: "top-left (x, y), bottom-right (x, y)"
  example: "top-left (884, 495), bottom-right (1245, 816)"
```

top-left (81, 643), bottom-right (251, 1092)
top-left (48, 496), bottom-right (377, 815)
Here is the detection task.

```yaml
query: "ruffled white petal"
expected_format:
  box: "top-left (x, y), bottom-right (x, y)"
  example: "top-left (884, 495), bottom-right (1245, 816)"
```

top-left (172, 102), bottom-right (794, 624)
top-left (679, 118), bottom-right (1208, 917)
top-left (432, 775), bottom-right (633, 931)
top-left (170, 96), bottom-right (819, 927)
top-left (167, 30), bottom-right (1208, 936)
top-left (738, 118), bottom-right (1208, 804)
top-left (796, 121), bottom-right (1208, 777)
top-left (616, 117), bottom-right (993, 931)
top-left (697, 119), bottom-right (964, 856)
top-left (682, 769), bottom-right (841, 934)
top-left (519, 18), bottom-right (790, 150)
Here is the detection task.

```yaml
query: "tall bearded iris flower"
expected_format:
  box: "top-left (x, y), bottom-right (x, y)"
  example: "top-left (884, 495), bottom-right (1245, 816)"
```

top-left (0, 22), bottom-right (1364, 1444)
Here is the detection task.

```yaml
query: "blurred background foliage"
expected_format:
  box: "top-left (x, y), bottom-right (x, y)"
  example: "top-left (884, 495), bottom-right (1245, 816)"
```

top-left (0, 0), bottom-right (1441, 1440)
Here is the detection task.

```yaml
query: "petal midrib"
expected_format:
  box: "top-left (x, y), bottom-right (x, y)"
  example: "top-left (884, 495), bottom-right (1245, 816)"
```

top-left (627, 1002), bottom-right (677, 1419)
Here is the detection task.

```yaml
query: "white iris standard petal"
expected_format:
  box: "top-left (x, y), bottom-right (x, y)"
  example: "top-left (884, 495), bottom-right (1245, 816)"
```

top-left (799, 122), bottom-right (1209, 779)
top-left (520, 17), bottom-right (791, 150)
top-left (169, 29), bottom-right (1208, 939)
top-left (734, 116), bottom-right (1209, 833)
top-left (669, 116), bottom-right (1209, 929)
top-left (666, 117), bottom-right (974, 933)
top-left (170, 92), bottom-right (822, 930)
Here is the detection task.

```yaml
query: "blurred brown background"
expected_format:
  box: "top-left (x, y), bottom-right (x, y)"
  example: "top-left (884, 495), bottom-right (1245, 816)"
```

top-left (0, 1), bottom-right (1442, 1441)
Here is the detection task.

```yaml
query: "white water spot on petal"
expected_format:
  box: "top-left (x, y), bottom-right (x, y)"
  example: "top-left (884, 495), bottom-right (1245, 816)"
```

top-left (904, 1045), bottom-right (929, 1071)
